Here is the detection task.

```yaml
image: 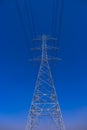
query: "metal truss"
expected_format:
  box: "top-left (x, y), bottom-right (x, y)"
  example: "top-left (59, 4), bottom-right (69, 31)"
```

top-left (25, 35), bottom-right (65, 130)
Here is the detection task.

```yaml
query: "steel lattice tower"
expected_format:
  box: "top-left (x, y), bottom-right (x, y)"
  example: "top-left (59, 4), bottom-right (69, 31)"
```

top-left (25, 35), bottom-right (65, 130)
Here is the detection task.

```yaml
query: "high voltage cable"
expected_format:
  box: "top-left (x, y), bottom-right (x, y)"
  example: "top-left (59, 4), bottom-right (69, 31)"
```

top-left (16, 0), bottom-right (35, 41)
top-left (16, 0), bottom-right (64, 44)
top-left (52, 0), bottom-right (58, 36)
top-left (57, 0), bottom-right (64, 43)
top-left (16, 0), bottom-right (29, 43)
top-left (24, 0), bottom-right (35, 37)
top-left (52, 0), bottom-right (64, 43)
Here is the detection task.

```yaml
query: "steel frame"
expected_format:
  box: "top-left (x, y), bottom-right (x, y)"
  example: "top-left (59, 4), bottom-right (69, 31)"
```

top-left (25, 35), bottom-right (65, 130)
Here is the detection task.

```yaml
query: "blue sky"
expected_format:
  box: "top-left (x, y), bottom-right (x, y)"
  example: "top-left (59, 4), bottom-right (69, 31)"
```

top-left (0, 0), bottom-right (87, 130)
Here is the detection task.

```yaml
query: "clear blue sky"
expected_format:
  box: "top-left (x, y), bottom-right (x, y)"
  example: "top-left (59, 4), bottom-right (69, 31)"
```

top-left (0, 0), bottom-right (87, 130)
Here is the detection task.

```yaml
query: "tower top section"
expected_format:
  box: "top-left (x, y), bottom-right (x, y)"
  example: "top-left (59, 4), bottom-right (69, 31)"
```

top-left (42, 34), bottom-right (47, 42)
top-left (30, 34), bottom-right (61, 62)
top-left (32, 34), bottom-right (57, 43)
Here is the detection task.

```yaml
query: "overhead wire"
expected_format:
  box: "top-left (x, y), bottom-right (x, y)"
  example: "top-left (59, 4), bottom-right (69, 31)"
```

top-left (51, 0), bottom-right (59, 59)
top-left (24, 0), bottom-right (35, 37)
top-left (51, 0), bottom-right (64, 67)
top-left (16, 0), bottom-right (35, 40)
top-left (52, 0), bottom-right (64, 43)
top-left (57, 0), bottom-right (64, 43)
top-left (16, 0), bottom-right (29, 44)
top-left (52, 0), bottom-right (59, 36)
top-left (16, 0), bottom-right (64, 50)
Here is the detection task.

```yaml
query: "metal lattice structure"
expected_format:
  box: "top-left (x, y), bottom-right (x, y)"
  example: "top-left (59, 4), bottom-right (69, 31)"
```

top-left (25, 35), bottom-right (65, 130)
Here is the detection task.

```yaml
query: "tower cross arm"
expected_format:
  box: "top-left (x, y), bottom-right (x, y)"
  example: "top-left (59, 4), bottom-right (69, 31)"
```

top-left (47, 37), bottom-right (57, 41)
top-left (32, 35), bottom-right (57, 43)
top-left (32, 38), bottom-right (41, 42)
top-left (29, 57), bottom-right (62, 62)
top-left (30, 46), bottom-right (59, 51)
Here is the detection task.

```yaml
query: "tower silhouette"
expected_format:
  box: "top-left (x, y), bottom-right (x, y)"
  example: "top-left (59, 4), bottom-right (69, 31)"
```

top-left (25, 35), bottom-right (65, 130)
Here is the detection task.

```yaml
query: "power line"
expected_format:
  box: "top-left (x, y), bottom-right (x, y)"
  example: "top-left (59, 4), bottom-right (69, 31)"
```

top-left (52, 0), bottom-right (59, 36)
top-left (16, 0), bottom-right (29, 43)
top-left (16, 0), bottom-right (64, 50)
top-left (52, 0), bottom-right (64, 43)
top-left (24, 0), bottom-right (35, 37)
top-left (57, 0), bottom-right (64, 43)
top-left (16, 0), bottom-right (35, 40)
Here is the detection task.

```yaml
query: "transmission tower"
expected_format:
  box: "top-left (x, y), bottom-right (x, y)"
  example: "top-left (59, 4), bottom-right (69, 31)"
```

top-left (25, 34), bottom-right (65, 130)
